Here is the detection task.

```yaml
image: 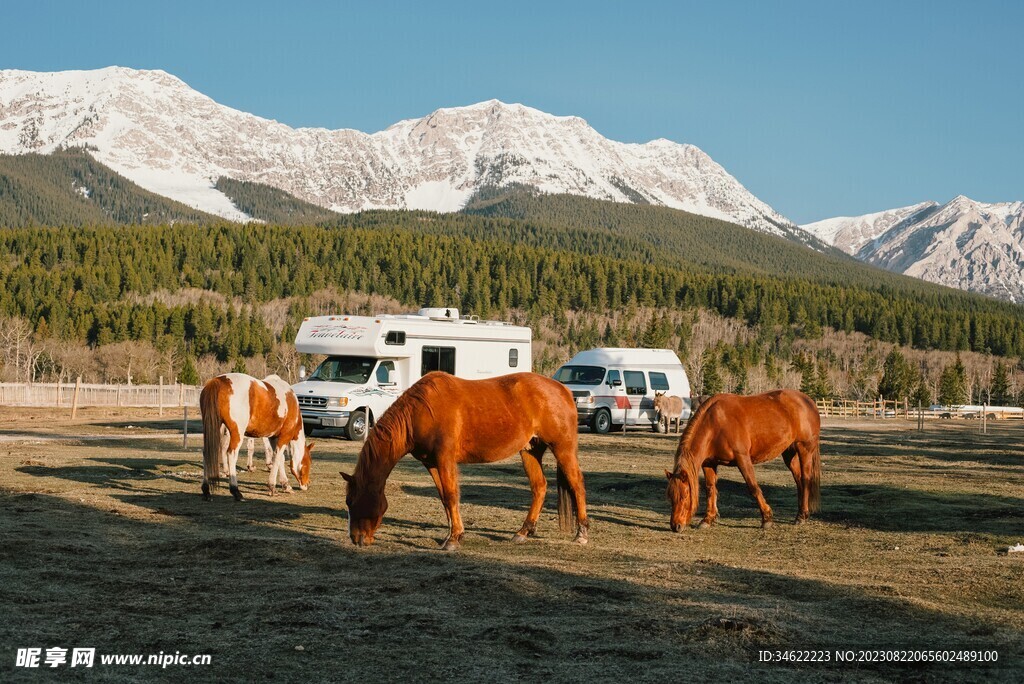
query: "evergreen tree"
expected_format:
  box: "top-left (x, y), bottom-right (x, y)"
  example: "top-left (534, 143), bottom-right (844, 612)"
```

top-left (877, 348), bottom-right (915, 400)
top-left (232, 357), bottom-right (247, 374)
top-left (938, 356), bottom-right (968, 406)
top-left (990, 361), bottom-right (1011, 405)
top-left (912, 376), bottom-right (932, 407)
top-left (180, 355), bottom-right (200, 385)
top-left (702, 352), bottom-right (723, 395)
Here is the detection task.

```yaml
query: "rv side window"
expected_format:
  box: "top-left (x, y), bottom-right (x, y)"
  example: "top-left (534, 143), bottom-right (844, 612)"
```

top-left (650, 372), bottom-right (670, 391)
top-left (623, 370), bottom-right (647, 396)
top-left (376, 361), bottom-right (396, 384)
top-left (606, 370), bottom-right (621, 386)
top-left (509, 348), bottom-right (519, 368)
top-left (422, 346), bottom-right (456, 375)
top-left (385, 331), bottom-right (406, 345)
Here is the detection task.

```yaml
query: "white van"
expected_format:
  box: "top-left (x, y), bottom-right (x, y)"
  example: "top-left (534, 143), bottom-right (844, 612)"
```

top-left (291, 308), bottom-right (531, 439)
top-left (553, 348), bottom-right (691, 434)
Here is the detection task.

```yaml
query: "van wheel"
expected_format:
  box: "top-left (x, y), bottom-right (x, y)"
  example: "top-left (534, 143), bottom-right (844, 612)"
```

top-left (303, 422), bottom-right (317, 437)
top-left (591, 409), bottom-right (611, 434)
top-left (345, 410), bottom-right (367, 441)
top-left (652, 420), bottom-right (666, 434)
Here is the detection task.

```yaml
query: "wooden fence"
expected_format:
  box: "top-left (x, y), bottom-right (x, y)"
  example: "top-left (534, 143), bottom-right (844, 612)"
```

top-left (816, 398), bottom-right (1024, 420)
top-left (0, 381), bottom-right (200, 409)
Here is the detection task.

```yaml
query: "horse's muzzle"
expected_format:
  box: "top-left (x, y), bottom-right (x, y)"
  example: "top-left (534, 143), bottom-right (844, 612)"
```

top-left (670, 522), bottom-right (682, 533)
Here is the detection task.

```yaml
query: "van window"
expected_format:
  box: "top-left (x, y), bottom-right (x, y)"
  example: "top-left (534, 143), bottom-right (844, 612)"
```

top-left (553, 365), bottom-right (605, 385)
top-left (376, 361), bottom-right (396, 384)
top-left (422, 346), bottom-right (455, 375)
top-left (509, 348), bottom-right (519, 368)
top-left (650, 372), bottom-right (670, 391)
top-left (385, 331), bottom-right (406, 345)
top-left (623, 370), bottom-right (647, 396)
top-left (606, 370), bottom-right (621, 386)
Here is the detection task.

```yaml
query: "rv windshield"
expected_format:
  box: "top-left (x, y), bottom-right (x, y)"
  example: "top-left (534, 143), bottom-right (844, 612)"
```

top-left (309, 356), bottom-right (376, 384)
top-left (553, 365), bottom-right (606, 386)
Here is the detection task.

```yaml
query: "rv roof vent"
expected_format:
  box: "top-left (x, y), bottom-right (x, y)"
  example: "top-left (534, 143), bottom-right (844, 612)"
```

top-left (418, 307), bottom-right (459, 321)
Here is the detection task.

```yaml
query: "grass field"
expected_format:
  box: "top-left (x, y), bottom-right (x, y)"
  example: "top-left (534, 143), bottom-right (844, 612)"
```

top-left (1, 407), bottom-right (1022, 682)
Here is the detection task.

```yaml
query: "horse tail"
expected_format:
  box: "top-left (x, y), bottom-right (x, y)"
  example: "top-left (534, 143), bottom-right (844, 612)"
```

top-left (556, 464), bottom-right (576, 535)
top-left (200, 382), bottom-right (222, 488)
top-left (807, 436), bottom-right (821, 513)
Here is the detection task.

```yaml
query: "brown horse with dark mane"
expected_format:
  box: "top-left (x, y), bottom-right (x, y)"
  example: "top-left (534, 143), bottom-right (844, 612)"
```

top-left (666, 389), bottom-right (820, 530)
top-left (340, 371), bottom-right (589, 550)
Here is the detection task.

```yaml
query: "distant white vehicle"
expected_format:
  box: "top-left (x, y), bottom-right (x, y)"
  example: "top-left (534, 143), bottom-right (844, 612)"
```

top-left (291, 308), bottom-right (531, 439)
top-left (553, 348), bottom-right (691, 434)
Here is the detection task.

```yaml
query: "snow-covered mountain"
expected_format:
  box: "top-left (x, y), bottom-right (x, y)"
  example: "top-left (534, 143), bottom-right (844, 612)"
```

top-left (804, 197), bottom-right (1024, 303)
top-left (0, 66), bottom-right (803, 237)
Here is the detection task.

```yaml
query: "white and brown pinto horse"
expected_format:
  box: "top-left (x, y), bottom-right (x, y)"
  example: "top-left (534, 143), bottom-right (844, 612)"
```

top-left (200, 373), bottom-right (314, 501)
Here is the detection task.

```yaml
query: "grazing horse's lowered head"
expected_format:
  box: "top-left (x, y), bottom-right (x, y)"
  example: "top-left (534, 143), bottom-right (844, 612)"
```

top-left (340, 469), bottom-right (387, 546)
top-left (294, 441), bottom-right (315, 490)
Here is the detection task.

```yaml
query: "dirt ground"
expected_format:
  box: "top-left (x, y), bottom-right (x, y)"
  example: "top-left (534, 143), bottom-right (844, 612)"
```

top-left (1, 406), bottom-right (1022, 682)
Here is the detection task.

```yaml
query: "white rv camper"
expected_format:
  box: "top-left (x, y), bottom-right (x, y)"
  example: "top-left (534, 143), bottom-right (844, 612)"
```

top-left (291, 308), bottom-right (531, 439)
top-left (553, 348), bottom-right (691, 433)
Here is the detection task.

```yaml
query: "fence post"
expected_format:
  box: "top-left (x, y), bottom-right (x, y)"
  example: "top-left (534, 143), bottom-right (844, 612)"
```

top-left (159, 376), bottom-right (164, 416)
top-left (183, 404), bottom-right (189, 450)
top-left (71, 376), bottom-right (82, 419)
top-left (178, 382), bottom-right (184, 407)
top-left (982, 404), bottom-right (987, 434)
top-left (116, 385), bottom-right (122, 407)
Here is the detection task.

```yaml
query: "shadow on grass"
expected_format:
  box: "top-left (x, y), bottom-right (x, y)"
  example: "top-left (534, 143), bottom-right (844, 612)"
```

top-left (1, 490), bottom-right (1020, 682)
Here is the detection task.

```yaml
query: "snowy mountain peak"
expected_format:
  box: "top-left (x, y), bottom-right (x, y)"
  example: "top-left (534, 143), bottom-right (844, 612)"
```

top-left (804, 197), bottom-right (1024, 303)
top-left (0, 66), bottom-right (803, 236)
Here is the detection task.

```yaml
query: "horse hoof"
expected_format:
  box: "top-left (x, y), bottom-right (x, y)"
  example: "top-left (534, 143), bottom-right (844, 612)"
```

top-left (574, 530), bottom-right (589, 545)
top-left (761, 520), bottom-right (773, 530)
top-left (299, 485), bottom-right (308, 492)
top-left (442, 540), bottom-right (461, 552)
top-left (698, 520), bottom-right (712, 529)
top-left (512, 533), bottom-right (529, 544)
top-left (284, 487), bottom-right (294, 494)
top-left (230, 487), bottom-right (245, 502)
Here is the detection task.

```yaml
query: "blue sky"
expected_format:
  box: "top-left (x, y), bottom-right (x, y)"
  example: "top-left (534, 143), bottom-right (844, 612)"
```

top-left (5, 0), bottom-right (1022, 223)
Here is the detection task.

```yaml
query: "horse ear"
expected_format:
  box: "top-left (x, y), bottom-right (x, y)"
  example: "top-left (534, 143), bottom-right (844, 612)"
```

top-left (339, 471), bottom-right (354, 484)
top-left (665, 469), bottom-right (674, 480)
top-left (307, 442), bottom-right (316, 453)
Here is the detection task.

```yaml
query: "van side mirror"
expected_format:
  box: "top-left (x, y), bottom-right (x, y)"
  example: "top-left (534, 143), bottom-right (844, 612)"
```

top-left (299, 365), bottom-right (307, 380)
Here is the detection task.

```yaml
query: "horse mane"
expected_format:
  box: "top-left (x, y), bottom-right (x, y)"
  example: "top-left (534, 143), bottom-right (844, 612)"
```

top-left (672, 394), bottom-right (722, 518)
top-left (354, 373), bottom-right (452, 483)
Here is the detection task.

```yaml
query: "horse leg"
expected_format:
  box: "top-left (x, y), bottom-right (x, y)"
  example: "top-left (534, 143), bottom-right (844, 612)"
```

top-left (264, 438), bottom-right (274, 471)
top-left (794, 442), bottom-right (816, 523)
top-left (551, 444), bottom-right (589, 544)
top-left (514, 444), bottom-right (547, 543)
top-left (783, 449), bottom-right (806, 524)
top-left (268, 444), bottom-right (291, 496)
top-left (437, 458), bottom-right (464, 551)
top-left (698, 465), bottom-right (719, 528)
top-left (423, 462), bottom-right (454, 546)
top-left (245, 437), bottom-right (255, 472)
top-left (226, 431), bottom-right (244, 502)
top-left (734, 454), bottom-right (772, 528)
top-left (219, 426), bottom-right (230, 478)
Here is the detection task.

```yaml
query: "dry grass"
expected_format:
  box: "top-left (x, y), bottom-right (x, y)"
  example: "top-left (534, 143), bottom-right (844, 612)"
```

top-left (1, 407), bottom-right (1022, 682)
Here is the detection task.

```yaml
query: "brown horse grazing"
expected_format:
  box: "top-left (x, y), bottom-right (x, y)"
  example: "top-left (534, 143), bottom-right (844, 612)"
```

top-left (665, 389), bottom-right (820, 531)
top-left (339, 371), bottom-right (589, 550)
top-left (200, 373), bottom-right (314, 501)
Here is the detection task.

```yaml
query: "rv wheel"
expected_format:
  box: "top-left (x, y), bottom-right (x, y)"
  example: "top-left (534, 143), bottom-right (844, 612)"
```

top-left (345, 410), bottom-right (368, 441)
top-left (591, 408), bottom-right (611, 434)
top-left (303, 422), bottom-right (317, 437)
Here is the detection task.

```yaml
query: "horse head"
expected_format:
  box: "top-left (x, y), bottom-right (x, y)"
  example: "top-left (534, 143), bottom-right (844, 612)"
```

top-left (293, 442), bottom-right (314, 489)
top-left (340, 470), bottom-right (387, 546)
top-left (665, 462), bottom-right (699, 532)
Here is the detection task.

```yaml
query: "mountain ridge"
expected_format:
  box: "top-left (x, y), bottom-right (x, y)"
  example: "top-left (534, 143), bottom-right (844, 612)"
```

top-left (0, 66), bottom-right (804, 238)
